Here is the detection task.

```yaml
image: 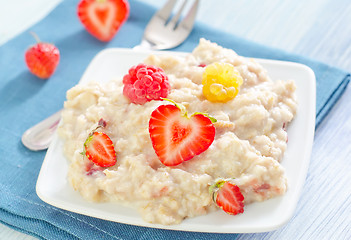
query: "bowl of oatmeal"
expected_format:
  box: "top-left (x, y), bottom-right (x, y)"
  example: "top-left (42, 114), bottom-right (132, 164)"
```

top-left (36, 39), bottom-right (316, 233)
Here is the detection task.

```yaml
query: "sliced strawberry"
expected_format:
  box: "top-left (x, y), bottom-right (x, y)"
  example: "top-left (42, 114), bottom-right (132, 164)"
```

top-left (149, 101), bottom-right (216, 166)
top-left (210, 179), bottom-right (244, 215)
top-left (77, 0), bottom-right (129, 42)
top-left (84, 131), bottom-right (117, 167)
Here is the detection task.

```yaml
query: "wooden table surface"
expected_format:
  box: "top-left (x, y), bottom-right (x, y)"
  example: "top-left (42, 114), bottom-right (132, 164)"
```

top-left (1, 0), bottom-right (350, 239)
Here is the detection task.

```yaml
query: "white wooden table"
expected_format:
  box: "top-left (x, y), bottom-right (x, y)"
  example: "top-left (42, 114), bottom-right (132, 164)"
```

top-left (1, 0), bottom-right (350, 239)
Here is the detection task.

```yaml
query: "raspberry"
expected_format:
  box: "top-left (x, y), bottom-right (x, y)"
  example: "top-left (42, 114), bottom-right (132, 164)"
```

top-left (123, 63), bottom-right (171, 104)
top-left (202, 62), bottom-right (243, 103)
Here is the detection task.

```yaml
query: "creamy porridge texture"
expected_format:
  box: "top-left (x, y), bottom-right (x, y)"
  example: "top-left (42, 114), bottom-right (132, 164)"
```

top-left (58, 39), bottom-right (297, 225)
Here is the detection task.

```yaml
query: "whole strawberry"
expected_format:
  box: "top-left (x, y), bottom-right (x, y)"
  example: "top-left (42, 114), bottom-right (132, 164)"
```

top-left (25, 33), bottom-right (60, 79)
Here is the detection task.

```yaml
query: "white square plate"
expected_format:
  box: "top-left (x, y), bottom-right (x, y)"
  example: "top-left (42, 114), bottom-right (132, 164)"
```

top-left (36, 48), bottom-right (316, 233)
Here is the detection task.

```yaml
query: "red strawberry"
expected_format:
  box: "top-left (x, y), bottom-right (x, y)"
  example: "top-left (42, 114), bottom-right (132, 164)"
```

top-left (83, 120), bottom-right (117, 167)
top-left (25, 33), bottom-right (60, 79)
top-left (149, 100), bottom-right (216, 166)
top-left (210, 179), bottom-right (244, 215)
top-left (84, 132), bottom-right (117, 167)
top-left (77, 0), bottom-right (129, 42)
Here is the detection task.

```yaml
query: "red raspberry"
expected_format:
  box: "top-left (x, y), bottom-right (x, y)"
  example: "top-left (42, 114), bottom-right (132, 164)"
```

top-left (123, 64), bottom-right (171, 104)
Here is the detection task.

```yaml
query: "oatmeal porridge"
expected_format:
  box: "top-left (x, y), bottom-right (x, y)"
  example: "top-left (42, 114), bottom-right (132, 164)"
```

top-left (57, 39), bottom-right (297, 225)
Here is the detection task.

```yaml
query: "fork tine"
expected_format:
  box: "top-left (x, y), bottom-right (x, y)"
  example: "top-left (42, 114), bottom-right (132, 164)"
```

top-left (166, 0), bottom-right (187, 29)
top-left (178, 0), bottom-right (199, 30)
top-left (140, 0), bottom-right (199, 50)
top-left (156, 0), bottom-right (178, 21)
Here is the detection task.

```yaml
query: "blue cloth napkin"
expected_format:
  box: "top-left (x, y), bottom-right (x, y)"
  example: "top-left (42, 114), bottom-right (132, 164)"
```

top-left (0, 0), bottom-right (349, 239)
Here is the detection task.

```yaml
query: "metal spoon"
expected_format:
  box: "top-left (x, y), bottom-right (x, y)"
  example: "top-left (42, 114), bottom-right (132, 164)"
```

top-left (21, 111), bottom-right (62, 151)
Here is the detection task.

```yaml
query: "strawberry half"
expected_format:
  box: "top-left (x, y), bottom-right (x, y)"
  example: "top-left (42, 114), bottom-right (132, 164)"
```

top-left (149, 100), bottom-right (216, 166)
top-left (83, 120), bottom-right (117, 167)
top-left (210, 179), bottom-right (244, 215)
top-left (77, 0), bottom-right (129, 42)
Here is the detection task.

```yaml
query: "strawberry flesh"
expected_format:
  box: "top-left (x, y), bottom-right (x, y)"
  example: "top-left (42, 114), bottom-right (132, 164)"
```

top-left (84, 132), bottom-right (117, 167)
top-left (77, 0), bottom-right (129, 42)
top-left (214, 181), bottom-right (244, 215)
top-left (149, 104), bottom-right (215, 166)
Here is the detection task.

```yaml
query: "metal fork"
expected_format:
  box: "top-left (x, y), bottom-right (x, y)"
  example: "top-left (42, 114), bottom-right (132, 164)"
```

top-left (137, 0), bottom-right (199, 50)
top-left (21, 0), bottom-right (200, 151)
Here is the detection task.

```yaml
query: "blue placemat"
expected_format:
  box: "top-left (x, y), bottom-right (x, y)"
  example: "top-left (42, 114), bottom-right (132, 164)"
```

top-left (0, 0), bottom-right (349, 239)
